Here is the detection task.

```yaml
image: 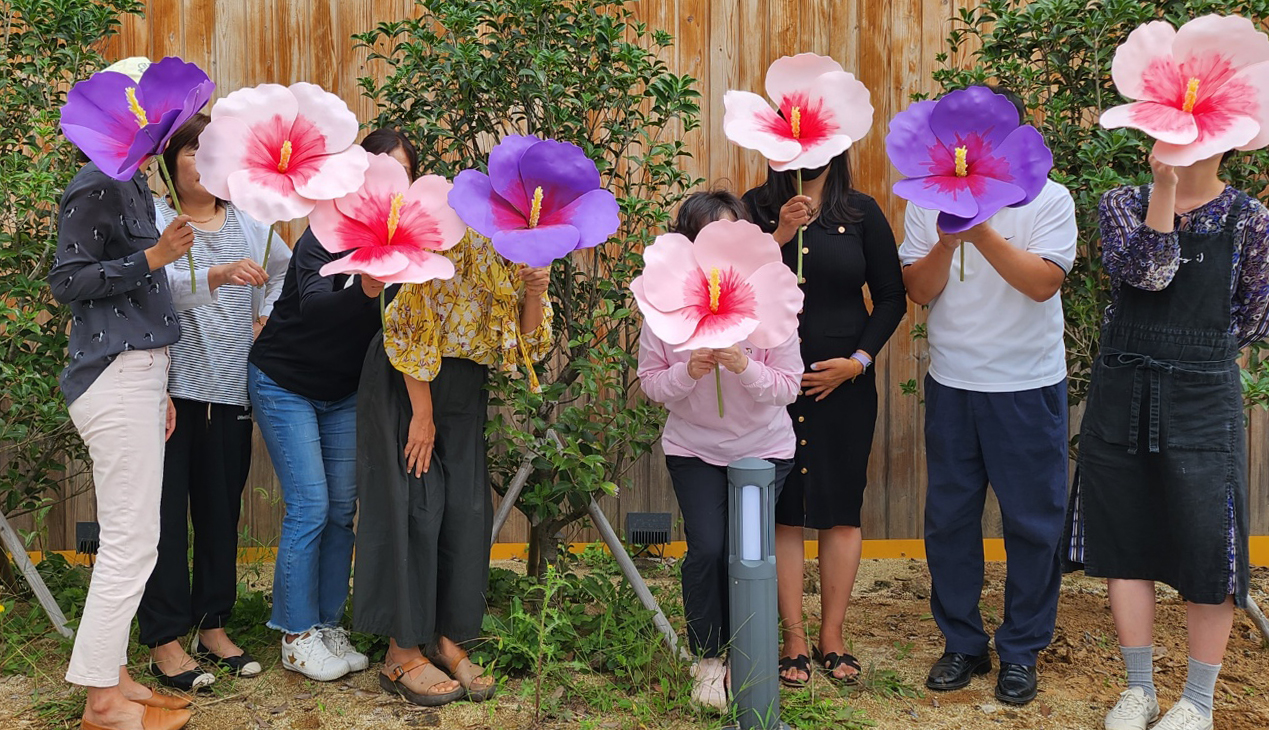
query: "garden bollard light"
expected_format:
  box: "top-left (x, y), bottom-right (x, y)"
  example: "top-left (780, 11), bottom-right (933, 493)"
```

top-left (726, 458), bottom-right (791, 730)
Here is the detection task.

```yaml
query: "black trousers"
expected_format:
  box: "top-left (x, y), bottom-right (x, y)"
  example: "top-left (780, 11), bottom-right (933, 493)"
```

top-left (138, 398), bottom-right (253, 647)
top-left (667, 455), bottom-right (792, 658)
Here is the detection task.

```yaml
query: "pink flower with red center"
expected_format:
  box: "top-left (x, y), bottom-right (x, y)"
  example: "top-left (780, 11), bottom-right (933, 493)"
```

top-left (310, 153), bottom-right (466, 285)
top-left (195, 82), bottom-right (370, 223)
top-left (631, 219), bottom-right (803, 351)
top-left (723, 53), bottom-right (874, 171)
top-left (1101, 14), bottom-right (1269, 166)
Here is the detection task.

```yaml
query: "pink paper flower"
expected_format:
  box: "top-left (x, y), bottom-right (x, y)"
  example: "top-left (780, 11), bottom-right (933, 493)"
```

top-left (631, 219), bottom-right (803, 351)
top-left (723, 53), bottom-right (874, 171)
top-left (195, 82), bottom-right (370, 223)
top-left (1101, 14), bottom-right (1269, 166)
top-left (310, 153), bottom-right (466, 285)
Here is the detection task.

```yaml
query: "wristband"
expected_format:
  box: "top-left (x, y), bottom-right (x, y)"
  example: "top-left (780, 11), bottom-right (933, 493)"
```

top-left (850, 352), bottom-right (872, 372)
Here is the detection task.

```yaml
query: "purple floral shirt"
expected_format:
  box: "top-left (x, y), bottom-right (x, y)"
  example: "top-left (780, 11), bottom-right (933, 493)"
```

top-left (1100, 184), bottom-right (1269, 347)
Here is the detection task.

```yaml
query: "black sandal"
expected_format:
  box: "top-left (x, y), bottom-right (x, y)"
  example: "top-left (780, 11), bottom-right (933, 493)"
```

top-left (148, 658), bottom-right (215, 692)
top-left (778, 654), bottom-right (811, 688)
top-left (191, 634), bottom-right (263, 677)
top-left (813, 646), bottom-right (862, 685)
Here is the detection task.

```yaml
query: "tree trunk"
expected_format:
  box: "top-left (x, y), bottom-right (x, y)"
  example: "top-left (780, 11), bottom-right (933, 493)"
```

top-left (526, 521), bottom-right (560, 580)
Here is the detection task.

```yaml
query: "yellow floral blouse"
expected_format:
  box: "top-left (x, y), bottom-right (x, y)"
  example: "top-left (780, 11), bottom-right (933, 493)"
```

top-left (384, 230), bottom-right (553, 382)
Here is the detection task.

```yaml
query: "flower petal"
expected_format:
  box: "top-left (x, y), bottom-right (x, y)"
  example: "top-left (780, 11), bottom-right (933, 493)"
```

top-left (291, 145), bottom-right (369, 202)
top-left (892, 176), bottom-right (980, 219)
top-left (886, 100), bottom-right (941, 177)
top-left (404, 174), bottom-right (467, 250)
top-left (1173, 15), bottom-right (1269, 74)
top-left (448, 170), bottom-right (528, 238)
top-left (538, 188), bottom-right (620, 249)
top-left (290, 81), bottom-right (360, 154)
top-left (309, 199), bottom-right (373, 254)
top-left (1231, 61), bottom-right (1269, 151)
top-left (1100, 101), bottom-right (1199, 144)
top-left (637, 232), bottom-right (699, 312)
top-left (1152, 113), bottom-right (1260, 166)
top-left (767, 134), bottom-right (854, 172)
top-left (937, 177), bottom-right (1028, 233)
top-left (487, 135), bottom-right (541, 214)
top-left (723, 90), bottom-right (803, 162)
top-left (690, 219), bottom-right (782, 282)
top-left (631, 277), bottom-right (703, 346)
top-left (194, 116), bottom-right (253, 200)
top-left (209, 83), bottom-right (298, 130)
top-left (518, 138), bottom-right (603, 212)
top-left (319, 247), bottom-right (409, 279)
top-left (929, 86), bottom-right (1020, 152)
top-left (746, 262), bottom-right (804, 349)
top-left (991, 125), bottom-right (1054, 206)
top-left (1111, 20), bottom-right (1180, 102)
top-left (491, 225), bottom-right (581, 267)
top-left (227, 168), bottom-right (314, 222)
top-left (675, 315), bottom-right (761, 352)
top-left (376, 249), bottom-right (456, 285)
top-left (137, 57), bottom-right (213, 120)
top-left (764, 53), bottom-right (845, 105)
top-left (805, 70), bottom-right (874, 145)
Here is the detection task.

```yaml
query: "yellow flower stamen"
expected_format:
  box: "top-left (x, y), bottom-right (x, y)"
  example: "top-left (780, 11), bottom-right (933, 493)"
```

top-left (277, 140), bottom-right (293, 173)
top-left (954, 146), bottom-right (969, 177)
top-left (790, 106), bottom-right (802, 139)
top-left (708, 267), bottom-right (721, 313)
top-left (1183, 77), bottom-right (1200, 113)
top-left (386, 193), bottom-right (405, 243)
top-left (529, 186), bottom-right (544, 228)
top-left (125, 87), bottom-right (148, 128)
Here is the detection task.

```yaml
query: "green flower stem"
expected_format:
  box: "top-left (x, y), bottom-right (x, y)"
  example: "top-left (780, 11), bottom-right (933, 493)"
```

top-left (261, 226), bottom-right (276, 270)
top-left (715, 364), bottom-right (724, 418)
top-left (796, 169), bottom-right (805, 284)
top-left (156, 156), bottom-right (195, 293)
top-left (959, 242), bottom-right (965, 282)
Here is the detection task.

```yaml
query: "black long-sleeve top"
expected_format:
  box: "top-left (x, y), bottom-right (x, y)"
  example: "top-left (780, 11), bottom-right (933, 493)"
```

top-left (742, 190), bottom-right (907, 366)
top-left (249, 227), bottom-right (399, 401)
top-left (48, 164), bottom-right (180, 404)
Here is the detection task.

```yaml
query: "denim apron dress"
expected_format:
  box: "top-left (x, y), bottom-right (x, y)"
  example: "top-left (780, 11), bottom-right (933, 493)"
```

top-left (1065, 188), bottom-right (1251, 608)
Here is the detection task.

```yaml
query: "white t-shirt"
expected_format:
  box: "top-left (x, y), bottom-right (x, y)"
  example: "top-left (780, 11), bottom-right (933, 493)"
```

top-left (898, 179), bottom-right (1077, 393)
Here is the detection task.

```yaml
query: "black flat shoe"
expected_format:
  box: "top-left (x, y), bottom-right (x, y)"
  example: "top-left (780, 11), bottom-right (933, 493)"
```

top-left (925, 651), bottom-right (991, 691)
top-left (149, 658), bottom-right (215, 692)
top-left (994, 663), bottom-right (1037, 705)
top-left (191, 634), bottom-right (263, 677)
top-left (777, 654), bottom-right (811, 688)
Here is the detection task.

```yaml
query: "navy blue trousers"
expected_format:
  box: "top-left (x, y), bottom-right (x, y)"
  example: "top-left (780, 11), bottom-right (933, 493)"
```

top-left (923, 375), bottom-right (1068, 666)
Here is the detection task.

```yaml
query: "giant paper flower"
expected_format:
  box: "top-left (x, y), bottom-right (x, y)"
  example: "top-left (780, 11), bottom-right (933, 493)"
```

top-left (1101, 15), bottom-right (1269, 167)
top-left (60, 56), bottom-right (214, 181)
top-left (631, 219), bottom-right (803, 351)
top-left (723, 54), bottom-right (874, 171)
top-left (886, 86), bottom-right (1053, 233)
top-left (447, 135), bottom-right (620, 267)
top-left (311, 153), bottom-right (465, 285)
top-left (195, 82), bottom-right (370, 223)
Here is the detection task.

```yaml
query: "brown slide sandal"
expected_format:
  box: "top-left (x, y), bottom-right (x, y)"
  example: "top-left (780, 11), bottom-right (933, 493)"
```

top-left (81, 705), bottom-right (191, 730)
top-left (379, 656), bottom-right (464, 707)
top-left (430, 647), bottom-right (497, 702)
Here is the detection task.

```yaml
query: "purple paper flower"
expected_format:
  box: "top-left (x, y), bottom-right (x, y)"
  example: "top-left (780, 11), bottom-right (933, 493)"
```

top-left (447, 135), bottom-right (621, 267)
top-left (886, 86), bottom-right (1052, 233)
top-left (60, 57), bottom-right (215, 181)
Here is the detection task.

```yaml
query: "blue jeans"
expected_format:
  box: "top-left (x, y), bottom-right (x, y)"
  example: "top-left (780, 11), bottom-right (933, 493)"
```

top-left (248, 365), bottom-right (358, 634)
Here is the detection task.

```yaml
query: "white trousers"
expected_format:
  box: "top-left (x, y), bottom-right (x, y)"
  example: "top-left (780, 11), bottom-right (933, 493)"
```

top-left (65, 348), bottom-right (169, 687)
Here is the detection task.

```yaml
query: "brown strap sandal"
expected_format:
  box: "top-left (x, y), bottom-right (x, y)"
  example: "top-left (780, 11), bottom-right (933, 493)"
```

top-left (429, 646), bottom-right (497, 702)
top-left (133, 689), bottom-right (192, 710)
top-left (379, 656), bottom-right (464, 707)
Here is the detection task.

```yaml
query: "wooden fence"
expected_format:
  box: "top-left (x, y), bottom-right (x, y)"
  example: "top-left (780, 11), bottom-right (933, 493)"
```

top-left (27, 0), bottom-right (1269, 551)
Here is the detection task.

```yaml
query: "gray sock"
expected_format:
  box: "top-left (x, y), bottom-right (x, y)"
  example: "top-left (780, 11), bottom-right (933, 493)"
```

top-left (1120, 645), bottom-right (1155, 698)
top-left (1180, 657), bottom-right (1221, 718)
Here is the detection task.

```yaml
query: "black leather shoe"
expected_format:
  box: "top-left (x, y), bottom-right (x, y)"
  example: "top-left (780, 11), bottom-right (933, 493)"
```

top-left (926, 652), bottom-right (992, 691)
top-left (994, 662), bottom-right (1038, 705)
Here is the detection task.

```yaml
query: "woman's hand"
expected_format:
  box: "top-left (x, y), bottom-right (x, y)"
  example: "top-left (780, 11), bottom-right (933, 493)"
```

top-left (360, 274), bottom-right (385, 299)
top-left (774, 195), bottom-right (814, 245)
top-left (800, 357), bottom-right (863, 401)
top-left (404, 411), bottom-right (436, 477)
top-left (934, 227), bottom-right (962, 254)
top-left (687, 349), bottom-right (716, 380)
top-left (210, 258), bottom-right (268, 289)
top-left (165, 396), bottom-right (177, 441)
top-left (146, 215), bottom-right (195, 270)
top-left (1149, 153), bottom-right (1178, 189)
top-left (518, 265), bottom-right (550, 297)
top-left (713, 345), bottom-right (749, 375)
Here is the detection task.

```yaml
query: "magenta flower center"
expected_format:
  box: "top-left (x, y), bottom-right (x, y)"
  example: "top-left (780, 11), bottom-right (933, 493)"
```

top-left (685, 265), bottom-right (757, 336)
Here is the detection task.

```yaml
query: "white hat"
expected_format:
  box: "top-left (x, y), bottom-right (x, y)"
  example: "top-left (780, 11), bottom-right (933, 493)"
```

top-left (102, 56), bottom-right (152, 82)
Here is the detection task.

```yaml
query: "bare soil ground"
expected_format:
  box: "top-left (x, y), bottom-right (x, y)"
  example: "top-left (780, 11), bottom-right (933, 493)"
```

top-left (2, 559), bottom-right (1266, 729)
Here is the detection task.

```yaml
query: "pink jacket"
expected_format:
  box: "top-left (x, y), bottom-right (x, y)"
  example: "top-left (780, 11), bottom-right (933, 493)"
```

top-left (637, 325), bottom-right (802, 466)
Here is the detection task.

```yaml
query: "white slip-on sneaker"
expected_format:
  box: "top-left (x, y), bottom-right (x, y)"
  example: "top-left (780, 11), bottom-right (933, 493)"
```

top-left (690, 658), bottom-right (728, 713)
top-left (281, 631), bottom-right (352, 681)
top-left (321, 627), bottom-right (369, 672)
top-left (1153, 698), bottom-right (1214, 730)
top-left (1104, 687), bottom-right (1161, 730)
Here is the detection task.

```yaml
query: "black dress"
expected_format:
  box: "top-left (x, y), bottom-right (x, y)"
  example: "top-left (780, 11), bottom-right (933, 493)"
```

top-left (742, 190), bottom-right (907, 529)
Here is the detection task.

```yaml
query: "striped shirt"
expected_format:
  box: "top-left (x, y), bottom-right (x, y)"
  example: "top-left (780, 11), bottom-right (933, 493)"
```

top-left (157, 200), bottom-right (256, 406)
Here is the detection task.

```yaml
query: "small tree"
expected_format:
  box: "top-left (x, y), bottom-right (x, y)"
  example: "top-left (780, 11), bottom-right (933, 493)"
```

top-left (357, 0), bottom-right (702, 576)
top-left (931, 0), bottom-right (1269, 408)
top-left (0, 0), bottom-right (144, 524)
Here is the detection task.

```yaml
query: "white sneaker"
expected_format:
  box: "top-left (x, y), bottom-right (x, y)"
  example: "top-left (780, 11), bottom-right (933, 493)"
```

top-left (1105, 687), bottom-right (1161, 730)
top-left (690, 658), bottom-right (728, 713)
top-left (281, 631), bottom-right (352, 681)
top-left (321, 627), bottom-right (369, 672)
top-left (1153, 698), bottom-right (1214, 730)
